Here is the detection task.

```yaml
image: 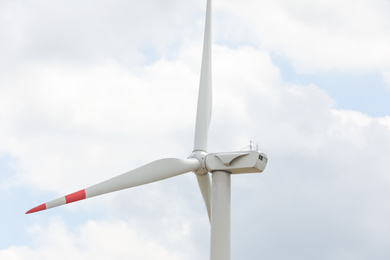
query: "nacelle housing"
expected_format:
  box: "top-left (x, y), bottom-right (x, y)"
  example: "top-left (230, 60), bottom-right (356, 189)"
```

top-left (205, 151), bottom-right (267, 174)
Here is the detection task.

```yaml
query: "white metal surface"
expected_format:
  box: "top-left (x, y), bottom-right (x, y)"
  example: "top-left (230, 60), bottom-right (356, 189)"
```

top-left (194, 0), bottom-right (213, 222)
top-left (194, 0), bottom-right (212, 152)
top-left (35, 158), bottom-right (200, 212)
top-left (210, 171), bottom-right (231, 260)
top-left (85, 158), bottom-right (200, 198)
top-left (206, 150), bottom-right (268, 174)
top-left (196, 174), bottom-right (212, 222)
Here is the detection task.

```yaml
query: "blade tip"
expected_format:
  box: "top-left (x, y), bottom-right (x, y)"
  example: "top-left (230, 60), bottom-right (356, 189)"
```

top-left (25, 203), bottom-right (46, 214)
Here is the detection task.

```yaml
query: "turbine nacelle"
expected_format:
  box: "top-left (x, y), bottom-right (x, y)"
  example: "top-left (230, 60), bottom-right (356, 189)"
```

top-left (207, 151), bottom-right (267, 174)
top-left (190, 150), bottom-right (268, 175)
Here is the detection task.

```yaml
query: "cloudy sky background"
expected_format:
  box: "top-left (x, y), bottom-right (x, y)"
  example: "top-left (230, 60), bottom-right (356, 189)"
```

top-left (1, 0), bottom-right (390, 259)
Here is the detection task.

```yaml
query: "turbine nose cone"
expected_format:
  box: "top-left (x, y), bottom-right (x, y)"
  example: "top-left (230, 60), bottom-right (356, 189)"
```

top-left (26, 203), bottom-right (46, 214)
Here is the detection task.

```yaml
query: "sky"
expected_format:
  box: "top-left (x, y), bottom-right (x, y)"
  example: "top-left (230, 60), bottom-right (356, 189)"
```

top-left (1, 0), bottom-right (390, 259)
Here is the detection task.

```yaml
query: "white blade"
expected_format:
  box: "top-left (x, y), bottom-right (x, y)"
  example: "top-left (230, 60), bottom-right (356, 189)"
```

top-left (210, 171), bottom-right (231, 260)
top-left (194, 0), bottom-right (212, 152)
top-left (26, 158), bottom-right (200, 214)
top-left (196, 174), bottom-right (212, 222)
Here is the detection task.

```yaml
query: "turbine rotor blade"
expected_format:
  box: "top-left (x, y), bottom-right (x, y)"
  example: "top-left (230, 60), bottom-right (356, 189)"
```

top-left (26, 158), bottom-right (200, 214)
top-left (194, 0), bottom-right (212, 152)
top-left (196, 173), bottom-right (212, 222)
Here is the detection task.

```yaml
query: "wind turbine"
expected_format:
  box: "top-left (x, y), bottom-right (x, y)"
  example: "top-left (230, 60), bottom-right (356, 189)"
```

top-left (26, 0), bottom-right (268, 259)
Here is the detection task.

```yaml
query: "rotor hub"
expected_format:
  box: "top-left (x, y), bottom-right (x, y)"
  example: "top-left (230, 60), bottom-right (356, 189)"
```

top-left (188, 150), bottom-right (208, 175)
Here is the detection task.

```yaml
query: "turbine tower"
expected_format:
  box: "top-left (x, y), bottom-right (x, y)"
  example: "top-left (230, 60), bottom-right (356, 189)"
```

top-left (26, 1), bottom-right (268, 259)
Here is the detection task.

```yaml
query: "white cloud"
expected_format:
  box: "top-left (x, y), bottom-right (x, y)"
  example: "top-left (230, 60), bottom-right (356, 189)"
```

top-left (0, 219), bottom-right (193, 260)
top-left (218, 0), bottom-right (390, 76)
top-left (0, 0), bottom-right (204, 71)
top-left (2, 41), bottom-right (390, 259)
top-left (0, 56), bottom-right (200, 193)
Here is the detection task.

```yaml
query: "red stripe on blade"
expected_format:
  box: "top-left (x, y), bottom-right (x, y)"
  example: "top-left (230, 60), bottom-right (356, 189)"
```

top-left (26, 203), bottom-right (46, 214)
top-left (65, 189), bottom-right (86, 204)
